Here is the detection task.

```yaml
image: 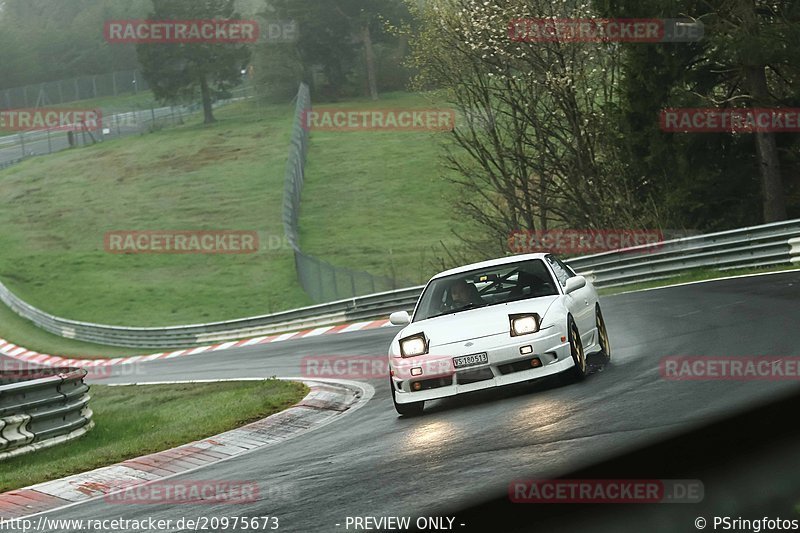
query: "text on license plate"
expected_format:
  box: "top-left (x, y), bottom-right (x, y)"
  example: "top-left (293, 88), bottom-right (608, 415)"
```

top-left (453, 352), bottom-right (489, 369)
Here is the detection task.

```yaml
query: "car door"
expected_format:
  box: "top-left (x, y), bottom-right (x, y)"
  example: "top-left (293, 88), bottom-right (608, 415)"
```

top-left (546, 255), bottom-right (594, 344)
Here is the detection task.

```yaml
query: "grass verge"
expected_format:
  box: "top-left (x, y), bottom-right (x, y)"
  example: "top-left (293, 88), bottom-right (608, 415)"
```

top-left (0, 90), bottom-right (467, 352)
top-left (300, 91), bottom-right (473, 286)
top-left (0, 98), bottom-right (312, 327)
top-left (0, 379), bottom-right (308, 493)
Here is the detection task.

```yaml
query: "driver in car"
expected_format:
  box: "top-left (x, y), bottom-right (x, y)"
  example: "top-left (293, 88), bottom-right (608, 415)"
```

top-left (449, 279), bottom-right (483, 309)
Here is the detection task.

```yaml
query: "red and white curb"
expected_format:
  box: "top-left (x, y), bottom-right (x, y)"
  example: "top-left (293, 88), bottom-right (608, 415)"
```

top-left (0, 319), bottom-right (396, 369)
top-left (0, 378), bottom-right (374, 519)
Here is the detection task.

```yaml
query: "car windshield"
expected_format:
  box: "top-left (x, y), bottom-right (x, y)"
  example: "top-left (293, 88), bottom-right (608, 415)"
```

top-left (414, 259), bottom-right (559, 322)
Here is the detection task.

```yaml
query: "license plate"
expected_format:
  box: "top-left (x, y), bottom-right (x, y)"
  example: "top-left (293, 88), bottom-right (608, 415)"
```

top-left (453, 352), bottom-right (489, 369)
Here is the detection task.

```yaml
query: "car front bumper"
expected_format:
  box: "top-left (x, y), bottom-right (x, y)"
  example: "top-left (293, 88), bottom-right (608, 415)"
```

top-left (390, 327), bottom-right (574, 404)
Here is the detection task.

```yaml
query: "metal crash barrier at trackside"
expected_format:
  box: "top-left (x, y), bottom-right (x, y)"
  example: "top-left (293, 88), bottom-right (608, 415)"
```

top-left (570, 219), bottom-right (800, 288)
top-left (0, 368), bottom-right (93, 461)
top-left (0, 220), bottom-right (798, 349)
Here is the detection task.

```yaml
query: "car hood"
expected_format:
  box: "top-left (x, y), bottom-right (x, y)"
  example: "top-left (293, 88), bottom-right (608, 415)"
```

top-left (405, 296), bottom-right (560, 347)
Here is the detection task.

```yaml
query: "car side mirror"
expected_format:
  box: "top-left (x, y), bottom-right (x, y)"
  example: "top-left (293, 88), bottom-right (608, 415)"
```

top-left (565, 276), bottom-right (587, 295)
top-left (389, 311), bottom-right (411, 326)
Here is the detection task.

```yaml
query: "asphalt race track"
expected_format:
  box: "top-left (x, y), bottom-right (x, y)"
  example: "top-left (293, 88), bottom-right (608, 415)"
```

top-left (5, 271), bottom-right (800, 532)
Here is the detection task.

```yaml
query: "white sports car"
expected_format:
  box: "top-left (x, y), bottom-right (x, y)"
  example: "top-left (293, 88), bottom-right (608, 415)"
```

top-left (387, 253), bottom-right (611, 416)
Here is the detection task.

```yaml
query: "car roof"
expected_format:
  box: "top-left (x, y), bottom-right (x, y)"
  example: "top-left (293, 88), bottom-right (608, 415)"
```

top-left (431, 253), bottom-right (551, 280)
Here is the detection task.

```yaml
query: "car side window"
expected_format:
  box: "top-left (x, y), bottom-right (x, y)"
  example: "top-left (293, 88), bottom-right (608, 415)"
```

top-left (545, 255), bottom-right (570, 287)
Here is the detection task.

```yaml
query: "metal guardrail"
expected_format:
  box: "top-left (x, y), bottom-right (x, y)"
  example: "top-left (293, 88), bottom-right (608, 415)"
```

top-left (0, 219), bottom-right (799, 349)
top-left (569, 219), bottom-right (800, 288)
top-left (0, 368), bottom-right (93, 461)
top-left (1, 219), bottom-right (798, 350)
top-left (0, 279), bottom-right (424, 349)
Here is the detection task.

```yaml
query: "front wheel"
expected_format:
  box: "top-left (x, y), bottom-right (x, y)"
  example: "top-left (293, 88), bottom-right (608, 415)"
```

top-left (391, 378), bottom-right (424, 417)
top-left (567, 316), bottom-right (587, 382)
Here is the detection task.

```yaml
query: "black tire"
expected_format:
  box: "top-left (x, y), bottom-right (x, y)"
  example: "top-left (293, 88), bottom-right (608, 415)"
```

top-left (596, 305), bottom-right (611, 362)
top-left (568, 316), bottom-right (587, 381)
top-left (391, 378), bottom-right (424, 417)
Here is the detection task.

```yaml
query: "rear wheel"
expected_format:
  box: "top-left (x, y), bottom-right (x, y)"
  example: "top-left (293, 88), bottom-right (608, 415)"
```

top-left (568, 317), bottom-right (587, 381)
top-left (391, 378), bottom-right (424, 417)
top-left (596, 306), bottom-right (611, 362)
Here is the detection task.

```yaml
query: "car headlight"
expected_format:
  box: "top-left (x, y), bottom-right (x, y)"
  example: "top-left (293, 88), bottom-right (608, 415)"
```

top-left (400, 333), bottom-right (428, 357)
top-left (510, 314), bottom-right (540, 337)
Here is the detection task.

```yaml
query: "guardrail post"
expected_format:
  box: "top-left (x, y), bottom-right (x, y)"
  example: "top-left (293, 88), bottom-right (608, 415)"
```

top-left (789, 237), bottom-right (800, 264)
top-left (580, 270), bottom-right (596, 284)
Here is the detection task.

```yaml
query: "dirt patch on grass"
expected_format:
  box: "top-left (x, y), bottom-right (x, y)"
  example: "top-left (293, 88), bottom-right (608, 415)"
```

top-left (128, 144), bottom-right (245, 174)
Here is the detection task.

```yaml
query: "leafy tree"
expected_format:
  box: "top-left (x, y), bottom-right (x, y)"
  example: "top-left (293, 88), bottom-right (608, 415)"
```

top-left (0, 0), bottom-right (149, 89)
top-left (261, 0), bottom-right (411, 100)
top-left (136, 0), bottom-right (252, 123)
top-left (405, 0), bottom-right (651, 257)
top-left (699, 0), bottom-right (800, 222)
top-left (594, 0), bottom-right (800, 226)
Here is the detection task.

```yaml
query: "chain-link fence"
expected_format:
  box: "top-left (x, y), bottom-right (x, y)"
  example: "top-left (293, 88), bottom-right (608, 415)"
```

top-left (0, 85), bottom-right (254, 170)
top-left (0, 124), bottom-right (106, 166)
top-left (282, 84), bottom-right (311, 252)
top-left (282, 83), bottom-right (411, 303)
top-left (294, 250), bottom-right (408, 303)
top-left (0, 70), bottom-right (149, 110)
